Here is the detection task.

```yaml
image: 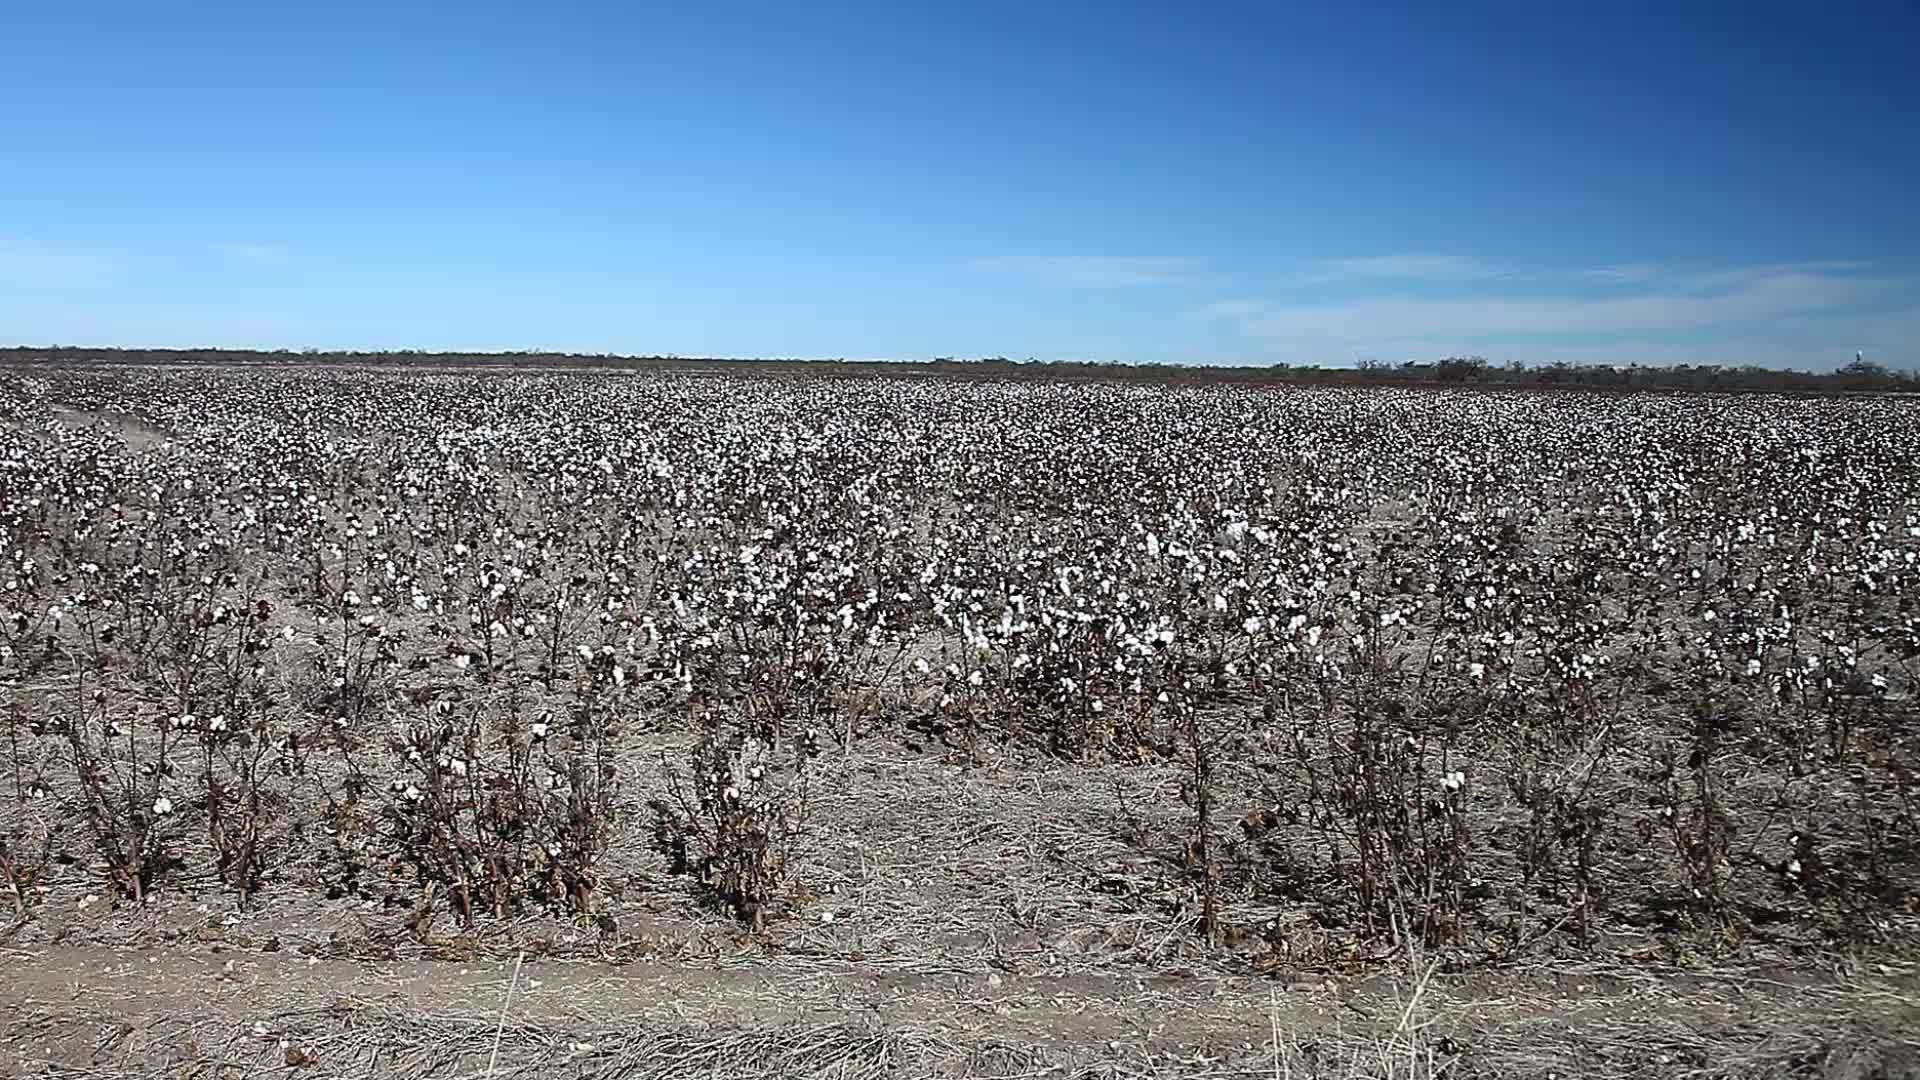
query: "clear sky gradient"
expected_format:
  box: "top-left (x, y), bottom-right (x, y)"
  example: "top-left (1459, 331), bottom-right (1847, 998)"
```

top-left (3, 2), bottom-right (1916, 368)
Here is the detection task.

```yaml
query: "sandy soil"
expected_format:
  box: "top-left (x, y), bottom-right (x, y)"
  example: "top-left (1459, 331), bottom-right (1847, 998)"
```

top-left (2, 937), bottom-right (1916, 1079)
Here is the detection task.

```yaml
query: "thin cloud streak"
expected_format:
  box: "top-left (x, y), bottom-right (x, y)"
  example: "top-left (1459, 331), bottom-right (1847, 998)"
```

top-left (0, 237), bottom-right (123, 286)
top-left (969, 256), bottom-right (1203, 288)
top-left (1197, 260), bottom-right (1904, 346)
top-left (1294, 254), bottom-right (1510, 283)
top-left (212, 242), bottom-right (291, 266)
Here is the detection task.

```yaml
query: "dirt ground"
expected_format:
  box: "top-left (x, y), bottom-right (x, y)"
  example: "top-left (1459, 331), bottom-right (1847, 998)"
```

top-left (4, 738), bottom-right (1917, 1079)
top-left (2, 938), bottom-right (1915, 1079)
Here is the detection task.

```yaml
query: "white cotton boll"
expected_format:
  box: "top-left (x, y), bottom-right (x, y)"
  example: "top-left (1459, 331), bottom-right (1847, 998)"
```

top-left (152, 796), bottom-right (173, 816)
top-left (1212, 594), bottom-right (1227, 613)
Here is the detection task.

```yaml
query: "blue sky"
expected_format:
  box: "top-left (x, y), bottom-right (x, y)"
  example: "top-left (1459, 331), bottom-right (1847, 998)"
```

top-left (3, 2), bottom-right (1916, 369)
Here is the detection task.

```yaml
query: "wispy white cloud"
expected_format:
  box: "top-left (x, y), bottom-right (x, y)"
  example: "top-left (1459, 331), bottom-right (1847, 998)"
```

top-left (1293, 254), bottom-right (1510, 283)
top-left (1193, 298), bottom-right (1272, 320)
top-left (1195, 260), bottom-right (1908, 367)
top-left (0, 237), bottom-right (123, 286)
top-left (212, 242), bottom-right (290, 266)
top-left (1582, 262), bottom-right (1666, 285)
top-left (970, 256), bottom-right (1203, 288)
top-left (1612, 260), bottom-right (1877, 295)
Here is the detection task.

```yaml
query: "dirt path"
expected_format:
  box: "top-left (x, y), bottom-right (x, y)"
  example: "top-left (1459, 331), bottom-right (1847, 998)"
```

top-left (2, 944), bottom-right (1916, 1078)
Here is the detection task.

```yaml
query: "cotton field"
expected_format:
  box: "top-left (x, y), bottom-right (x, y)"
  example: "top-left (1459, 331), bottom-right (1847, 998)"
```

top-left (1, 365), bottom-right (1916, 971)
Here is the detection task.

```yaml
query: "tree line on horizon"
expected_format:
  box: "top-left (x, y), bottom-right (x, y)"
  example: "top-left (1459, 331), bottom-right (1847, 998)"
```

top-left (2, 345), bottom-right (1913, 394)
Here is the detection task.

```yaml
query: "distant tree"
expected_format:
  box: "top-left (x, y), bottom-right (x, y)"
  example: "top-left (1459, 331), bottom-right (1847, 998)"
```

top-left (1436, 356), bottom-right (1491, 383)
top-left (1837, 355), bottom-right (1895, 384)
